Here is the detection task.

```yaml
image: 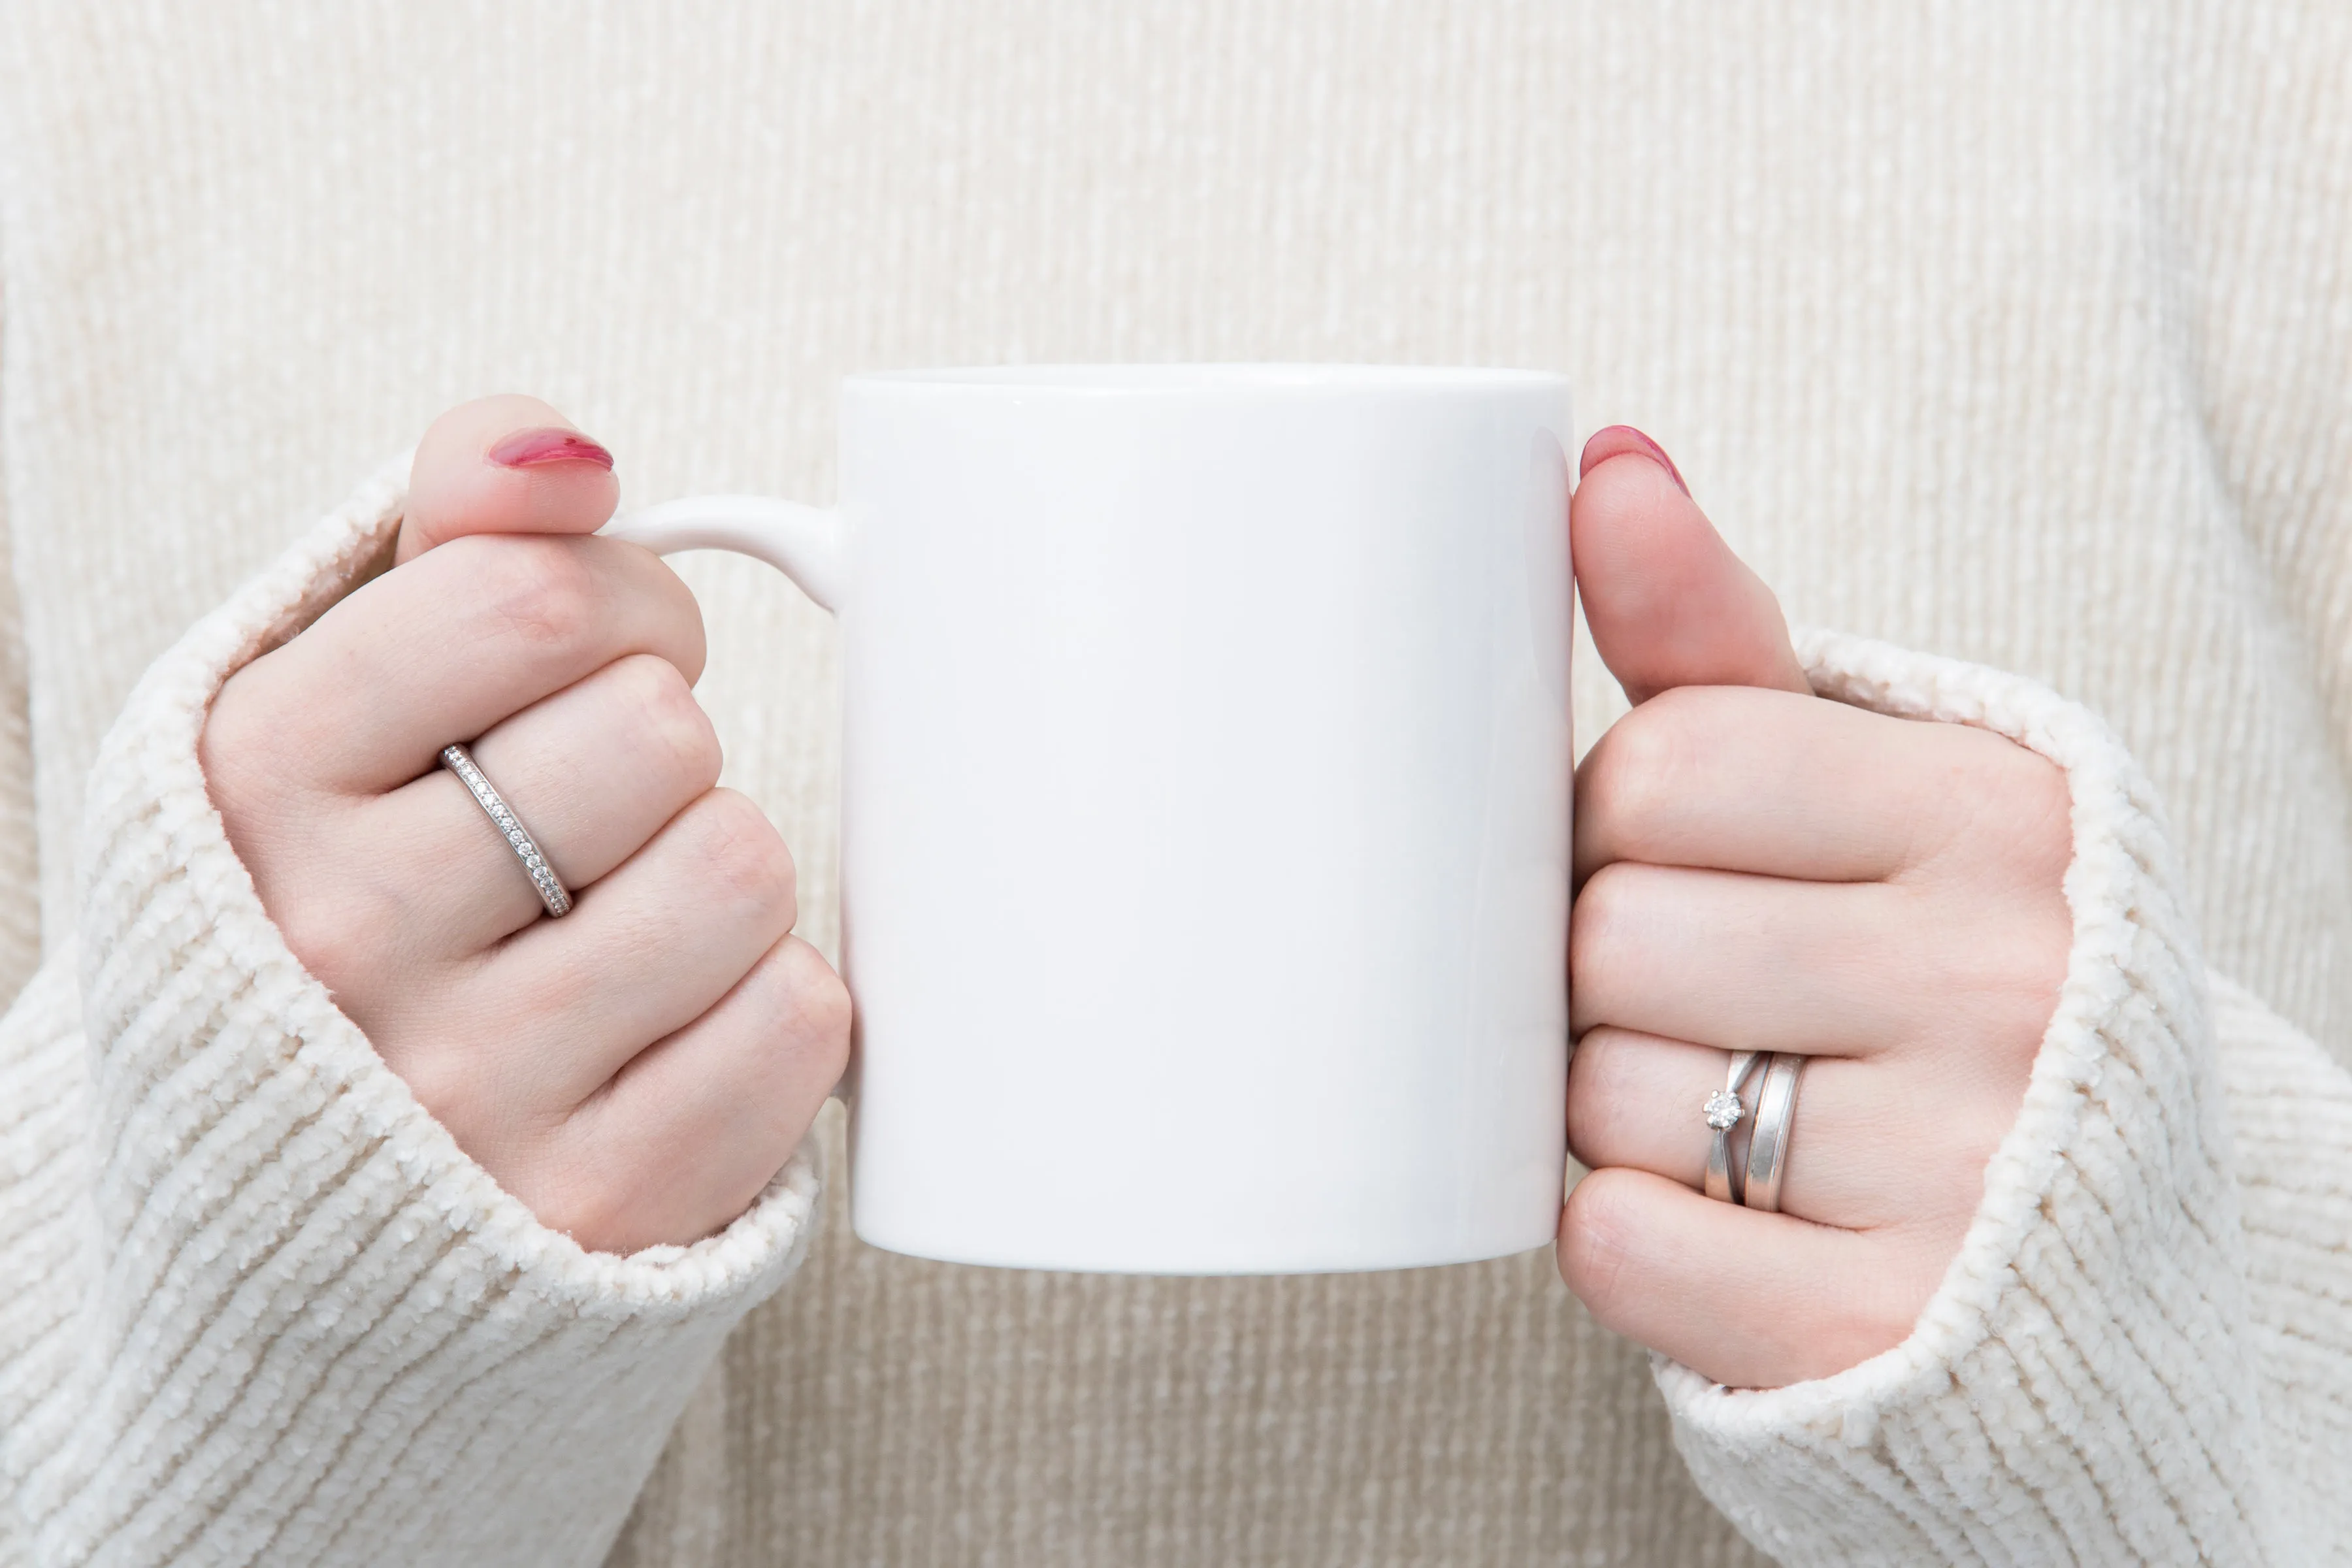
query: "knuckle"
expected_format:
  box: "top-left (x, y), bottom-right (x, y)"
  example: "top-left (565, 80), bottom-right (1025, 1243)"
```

top-left (201, 660), bottom-right (316, 828)
top-left (1567, 862), bottom-right (1643, 995)
top-left (1831, 1246), bottom-right (1941, 1364)
top-left (1910, 744), bottom-right (2072, 1056)
top-left (613, 654), bottom-right (723, 787)
top-left (518, 1169), bottom-right (632, 1254)
top-left (620, 542), bottom-right (708, 630)
top-left (731, 938), bottom-right (854, 1102)
top-left (1914, 917), bottom-right (2055, 1036)
top-left (687, 789), bottom-right (799, 920)
top-left (1930, 728), bottom-right (2074, 885)
top-left (1985, 919), bottom-right (2069, 1056)
top-left (1556, 1173), bottom-right (1648, 1326)
top-left (384, 1044), bottom-right (481, 1138)
top-left (270, 890), bottom-right (382, 996)
top-left (1579, 696), bottom-right (1698, 843)
top-left (1561, 1034), bottom-right (1624, 1168)
top-left (785, 949), bottom-right (855, 1080)
top-left (587, 538), bottom-right (710, 679)
top-left (1998, 750), bottom-right (2074, 886)
top-left (1950, 1098), bottom-right (2023, 1179)
top-left (465, 536), bottom-right (602, 656)
top-left (201, 692), bottom-right (269, 826)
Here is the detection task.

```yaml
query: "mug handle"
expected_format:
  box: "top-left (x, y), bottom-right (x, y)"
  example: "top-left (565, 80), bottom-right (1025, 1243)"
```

top-left (601, 495), bottom-right (849, 612)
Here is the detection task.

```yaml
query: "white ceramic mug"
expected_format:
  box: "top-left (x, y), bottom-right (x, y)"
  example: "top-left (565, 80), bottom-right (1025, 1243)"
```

top-left (606, 365), bottom-right (1573, 1274)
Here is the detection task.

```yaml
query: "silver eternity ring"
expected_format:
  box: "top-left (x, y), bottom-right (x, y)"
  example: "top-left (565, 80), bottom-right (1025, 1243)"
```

top-left (440, 742), bottom-right (574, 919)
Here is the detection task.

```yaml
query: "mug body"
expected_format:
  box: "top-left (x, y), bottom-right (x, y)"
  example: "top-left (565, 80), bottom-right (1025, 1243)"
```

top-left (837, 365), bottom-right (1573, 1273)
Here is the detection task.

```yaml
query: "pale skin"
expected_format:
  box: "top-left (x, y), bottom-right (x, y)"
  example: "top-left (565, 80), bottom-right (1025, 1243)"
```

top-left (201, 399), bottom-right (2070, 1392)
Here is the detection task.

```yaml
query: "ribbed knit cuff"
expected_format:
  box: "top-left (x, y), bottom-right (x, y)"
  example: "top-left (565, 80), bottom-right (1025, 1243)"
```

top-left (1656, 630), bottom-right (2270, 1566)
top-left (2206, 973), bottom-right (2352, 1560)
top-left (0, 468), bottom-right (817, 1567)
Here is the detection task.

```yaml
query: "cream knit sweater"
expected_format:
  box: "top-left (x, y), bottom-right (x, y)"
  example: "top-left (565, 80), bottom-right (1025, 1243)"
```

top-left (2, 3), bottom-right (2349, 1565)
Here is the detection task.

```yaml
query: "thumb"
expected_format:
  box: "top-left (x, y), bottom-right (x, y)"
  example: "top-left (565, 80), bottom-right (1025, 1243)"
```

top-left (396, 393), bottom-right (619, 565)
top-left (1571, 426), bottom-right (1810, 705)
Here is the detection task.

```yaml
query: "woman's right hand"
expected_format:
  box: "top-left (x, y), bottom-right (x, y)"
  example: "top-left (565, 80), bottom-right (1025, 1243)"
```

top-left (200, 395), bottom-right (851, 1254)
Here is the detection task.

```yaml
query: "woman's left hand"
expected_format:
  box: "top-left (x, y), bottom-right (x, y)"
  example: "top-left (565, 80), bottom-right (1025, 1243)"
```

top-left (1558, 427), bottom-right (2074, 1389)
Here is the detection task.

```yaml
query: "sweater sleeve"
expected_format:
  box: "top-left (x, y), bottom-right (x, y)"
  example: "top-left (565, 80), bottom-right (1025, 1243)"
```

top-left (1658, 629), bottom-right (2350, 1566)
top-left (0, 414), bottom-right (43, 1009)
top-left (0, 469), bottom-right (820, 1568)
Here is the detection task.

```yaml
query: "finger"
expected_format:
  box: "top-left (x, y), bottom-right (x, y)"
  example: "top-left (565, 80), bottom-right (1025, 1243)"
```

top-left (1571, 426), bottom-right (1810, 704)
top-left (538, 934), bottom-right (852, 1253)
top-left (1558, 1167), bottom-right (1947, 1387)
top-left (350, 653), bottom-right (725, 958)
top-left (215, 532), bottom-right (707, 796)
top-left (1565, 1028), bottom-right (2007, 1232)
top-left (433, 788), bottom-right (800, 1111)
top-left (1571, 684), bottom-right (2063, 885)
top-left (1568, 863), bottom-right (2066, 1060)
top-left (398, 394), bottom-right (619, 564)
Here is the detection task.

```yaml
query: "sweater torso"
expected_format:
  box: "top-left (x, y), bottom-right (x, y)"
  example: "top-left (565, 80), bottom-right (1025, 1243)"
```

top-left (1, 3), bottom-right (2344, 1562)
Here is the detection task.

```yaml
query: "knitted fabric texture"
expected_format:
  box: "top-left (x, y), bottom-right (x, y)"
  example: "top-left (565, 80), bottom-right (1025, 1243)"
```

top-left (7, 485), bottom-right (2351, 1562)
top-left (2, 2), bottom-right (2349, 1563)
top-left (1659, 632), bottom-right (2302, 1565)
top-left (0, 480), bottom-right (817, 1566)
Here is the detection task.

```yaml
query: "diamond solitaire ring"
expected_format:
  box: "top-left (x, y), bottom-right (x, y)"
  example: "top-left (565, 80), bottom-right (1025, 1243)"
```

top-left (1703, 1051), bottom-right (1765, 1204)
top-left (440, 742), bottom-right (574, 919)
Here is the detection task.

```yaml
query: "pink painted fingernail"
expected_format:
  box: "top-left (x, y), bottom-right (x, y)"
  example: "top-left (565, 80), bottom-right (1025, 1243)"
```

top-left (1578, 425), bottom-right (1690, 497)
top-left (488, 427), bottom-right (615, 470)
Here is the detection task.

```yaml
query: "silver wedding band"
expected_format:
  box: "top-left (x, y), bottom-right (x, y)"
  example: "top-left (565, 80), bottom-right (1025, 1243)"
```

top-left (1699, 1049), bottom-right (1805, 1211)
top-left (1741, 1053), bottom-right (1805, 1213)
top-left (440, 742), bottom-right (573, 918)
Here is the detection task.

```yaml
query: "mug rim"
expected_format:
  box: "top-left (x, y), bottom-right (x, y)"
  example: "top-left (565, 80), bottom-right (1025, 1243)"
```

top-left (845, 362), bottom-right (1567, 395)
